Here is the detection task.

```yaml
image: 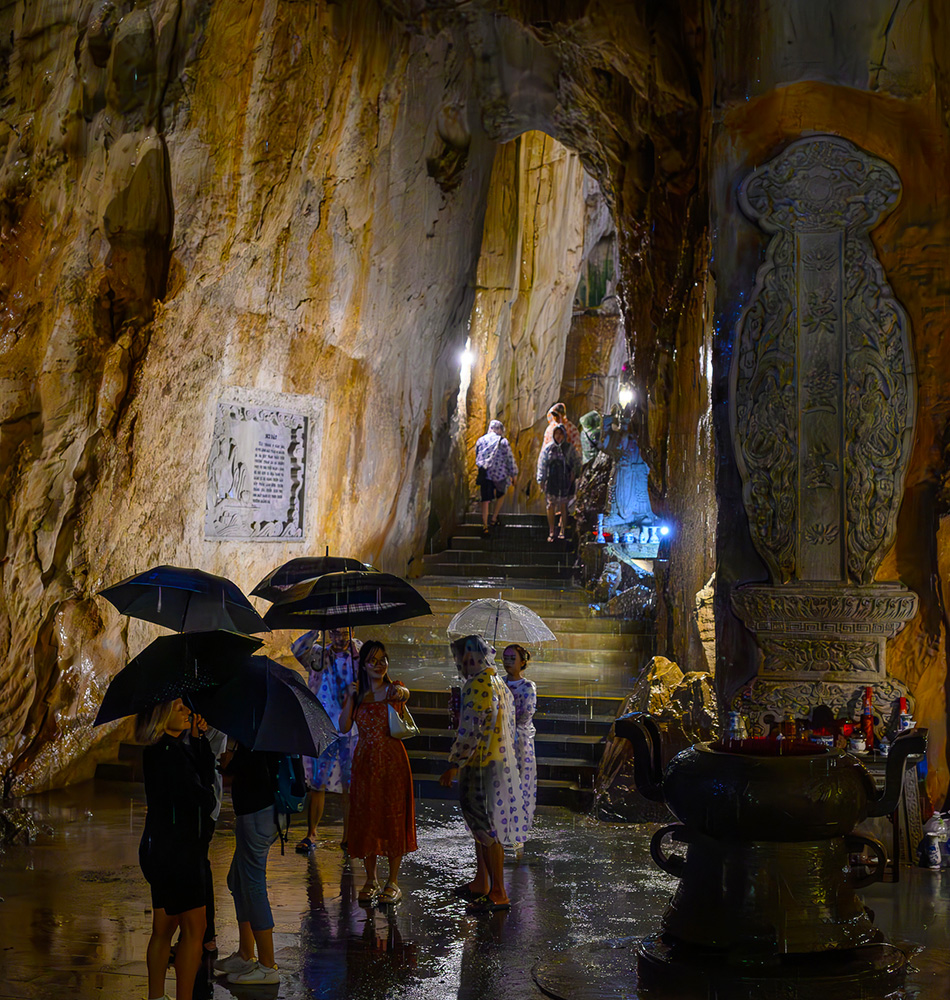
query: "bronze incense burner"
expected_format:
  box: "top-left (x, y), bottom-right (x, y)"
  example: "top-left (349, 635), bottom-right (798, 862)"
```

top-left (615, 713), bottom-right (927, 995)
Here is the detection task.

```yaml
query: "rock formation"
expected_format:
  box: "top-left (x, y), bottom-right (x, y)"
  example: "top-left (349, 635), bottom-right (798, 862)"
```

top-left (0, 1), bottom-right (946, 808)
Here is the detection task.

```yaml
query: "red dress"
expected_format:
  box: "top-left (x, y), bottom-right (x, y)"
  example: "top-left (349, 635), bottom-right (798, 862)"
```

top-left (347, 698), bottom-right (418, 859)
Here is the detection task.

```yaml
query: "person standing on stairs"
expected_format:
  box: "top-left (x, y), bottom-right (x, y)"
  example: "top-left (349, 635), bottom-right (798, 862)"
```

top-left (537, 423), bottom-right (580, 541)
top-left (474, 419), bottom-right (519, 536)
top-left (503, 643), bottom-right (537, 859)
top-left (291, 627), bottom-right (362, 855)
top-left (541, 401), bottom-right (581, 454)
top-left (441, 635), bottom-right (527, 913)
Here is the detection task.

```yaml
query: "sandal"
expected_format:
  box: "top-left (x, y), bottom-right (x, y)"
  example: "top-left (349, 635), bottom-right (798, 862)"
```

top-left (357, 880), bottom-right (380, 903)
top-left (547, 532), bottom-right (555, 542)
top-left (452, 882), bottom-right (480, 901)
top-left (379, 882), bottom-right (402, 904)
top-left (295, 836), bottom-right (316, 855)
top-left (466, 894), bottom-right (512, 914)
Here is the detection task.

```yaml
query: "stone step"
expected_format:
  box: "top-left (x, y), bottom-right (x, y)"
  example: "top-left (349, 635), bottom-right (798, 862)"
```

top-left (407, 689), bottom-right (625, 718)
top-left (407, 749), bottom-right (597, 786)
top-left (377, 612), bottom-right (642, 635)
top-left (381, 640), bottom-right (644, 668)
top-left (460, 513), bottom-right (550, 527)
top-left (369, 621), bottom-right (635, 651)
top-left (427, 547), bottom-right (574, 567)
top-left (417, 581), bottom-right (586, 601)
top-left (419, 559), bottom-right (574, 579)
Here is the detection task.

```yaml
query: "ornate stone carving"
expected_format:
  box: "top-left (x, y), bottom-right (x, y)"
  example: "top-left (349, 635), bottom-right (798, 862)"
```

top-left (205, 400), bottom-right (310, 541)
top-left (736, 677), bottom-right (915, 739)
top-left (729, 136), bottom-right (918, 722)
top-left (730, 136), bottom-right (916, 587)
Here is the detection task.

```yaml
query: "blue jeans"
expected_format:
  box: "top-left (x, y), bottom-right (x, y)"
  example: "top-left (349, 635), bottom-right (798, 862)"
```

top-left (227, 806), bottom-right (278, 931)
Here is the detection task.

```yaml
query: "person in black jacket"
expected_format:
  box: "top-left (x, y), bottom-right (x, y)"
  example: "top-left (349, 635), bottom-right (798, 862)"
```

top-left (136, 698), bottom-right (216, 1000)
top-left (213, 744), bottom-right (282, 986)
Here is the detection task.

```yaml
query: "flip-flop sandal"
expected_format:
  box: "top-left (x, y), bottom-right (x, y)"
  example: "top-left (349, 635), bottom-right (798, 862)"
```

top-left (295, 836), bottom-right (316, 854)
top-left (452, 882), bottom-right (480, 900)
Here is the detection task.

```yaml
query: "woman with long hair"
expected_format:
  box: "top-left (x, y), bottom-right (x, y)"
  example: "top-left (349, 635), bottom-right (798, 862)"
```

top-left (339, 640), bottom-right (417, 905)
top-left (135, 698), bottom-right (216, 1000)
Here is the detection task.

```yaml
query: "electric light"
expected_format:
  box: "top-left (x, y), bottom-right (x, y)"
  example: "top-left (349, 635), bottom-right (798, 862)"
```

top-left (618, 385), bottom-right (634, 408)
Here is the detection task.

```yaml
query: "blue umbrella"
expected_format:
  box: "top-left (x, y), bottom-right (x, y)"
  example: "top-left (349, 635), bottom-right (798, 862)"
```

top-left (99, 565), bottom-right (270, 634)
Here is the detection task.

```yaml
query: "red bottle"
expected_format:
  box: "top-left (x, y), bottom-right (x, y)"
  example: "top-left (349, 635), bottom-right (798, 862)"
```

top-left (861, 686), bottom-right (875, 750)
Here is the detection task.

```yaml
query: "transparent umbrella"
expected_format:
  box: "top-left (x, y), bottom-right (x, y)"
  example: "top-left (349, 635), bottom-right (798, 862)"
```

top-left (446, 598), bottom-right (557, 646)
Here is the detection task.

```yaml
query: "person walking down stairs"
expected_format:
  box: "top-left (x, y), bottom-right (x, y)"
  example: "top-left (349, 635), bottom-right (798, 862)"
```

top-left (475, 419), bottom-right (518, 537)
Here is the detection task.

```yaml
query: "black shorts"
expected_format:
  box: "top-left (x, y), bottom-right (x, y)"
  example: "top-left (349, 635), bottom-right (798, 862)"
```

top-left (140, 842), bottom-right (208, 916)
top-left (476, 467), bottom-right (504, 502)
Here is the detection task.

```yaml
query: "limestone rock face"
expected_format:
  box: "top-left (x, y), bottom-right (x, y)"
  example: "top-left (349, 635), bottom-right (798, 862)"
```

top-left (1, 1), bottom-right (711, 793)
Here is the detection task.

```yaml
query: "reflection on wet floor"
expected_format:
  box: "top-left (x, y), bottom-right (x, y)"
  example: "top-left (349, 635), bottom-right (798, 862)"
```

top-left (1, 780), bottom-right (948, 999)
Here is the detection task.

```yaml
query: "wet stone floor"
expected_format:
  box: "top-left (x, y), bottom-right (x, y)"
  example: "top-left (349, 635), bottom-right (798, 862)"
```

top-left (1, 780), bottom-right (948, 1000)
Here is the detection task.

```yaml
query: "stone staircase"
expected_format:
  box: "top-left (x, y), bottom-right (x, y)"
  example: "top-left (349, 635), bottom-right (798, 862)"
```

top-left (372, 511), bottom-right (655, 808)
top-left (96, 513), bottom-right (655, 810)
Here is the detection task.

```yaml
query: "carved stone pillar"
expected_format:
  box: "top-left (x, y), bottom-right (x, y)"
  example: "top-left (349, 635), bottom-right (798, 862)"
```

top-left (729, 135), bottom-right (917, 727)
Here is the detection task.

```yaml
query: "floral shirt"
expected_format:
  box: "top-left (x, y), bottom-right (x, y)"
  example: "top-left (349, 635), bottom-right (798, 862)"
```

top-left (475, 430), bottom-right (519, 488)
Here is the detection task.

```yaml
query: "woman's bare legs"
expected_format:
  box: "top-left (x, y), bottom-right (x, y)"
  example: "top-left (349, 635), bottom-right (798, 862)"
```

top-left (146, 909), bottom-right (177, 999)
top-left (361, 855), bottom-right (379, 895)
top-left (546, 500), bottom-right (556, 540)
top-left (490, 492), bottom-right (505, 526)
top-left (174, 906), bottom-right (207, 999)
top-left (485, 841), bottom-right (509, 905)
top-left (480, 499), bottom-right (491, 531)
top-left (471, 841), bottom-right (491, 895)
top-left (387, 854), bottom-right (403, 888)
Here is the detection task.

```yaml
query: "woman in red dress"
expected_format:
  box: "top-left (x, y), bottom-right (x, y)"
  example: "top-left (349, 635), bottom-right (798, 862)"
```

top-left (339, 640), bottom-right (417, 904)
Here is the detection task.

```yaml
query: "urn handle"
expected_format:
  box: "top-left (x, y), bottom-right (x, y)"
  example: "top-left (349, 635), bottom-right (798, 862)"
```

top-left (845, 834), bottom-right (888, 888)
top-left (650, 823), bottom-right (690, 878)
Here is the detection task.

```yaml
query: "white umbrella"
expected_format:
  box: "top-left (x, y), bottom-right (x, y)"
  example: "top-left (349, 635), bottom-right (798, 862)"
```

top-left (446, 598), bottom-right (557, 646)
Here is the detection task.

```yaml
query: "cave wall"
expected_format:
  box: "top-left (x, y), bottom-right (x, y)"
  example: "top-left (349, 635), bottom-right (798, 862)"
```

top-left (0, 0), bottom-right (509, 791)
top-left (711, 0), bottom-right (950, 804)
top-left (0, 0), bottom-right (755, 795)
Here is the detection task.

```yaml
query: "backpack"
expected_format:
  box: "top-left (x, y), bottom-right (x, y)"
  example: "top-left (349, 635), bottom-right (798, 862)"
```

top-left (273, 754), bottom-right (306, 854)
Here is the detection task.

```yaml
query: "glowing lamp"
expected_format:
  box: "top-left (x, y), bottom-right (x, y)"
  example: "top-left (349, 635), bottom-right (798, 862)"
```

top-left (618, 385), bottom-right (634, 408)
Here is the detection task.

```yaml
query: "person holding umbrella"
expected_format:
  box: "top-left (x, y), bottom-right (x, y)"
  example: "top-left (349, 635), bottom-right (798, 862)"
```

top-left (440, 635), bottom-right (526, 912)
top-left (135, 698), bottom-right (216, 1000)
top-left (291, 626), bottom-right (362, 854)
top-left (339, 641), bottom-right (417, 905)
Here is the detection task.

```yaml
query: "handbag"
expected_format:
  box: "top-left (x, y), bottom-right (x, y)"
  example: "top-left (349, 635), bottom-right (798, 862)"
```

top-left (388, 702), bottom-right (420, 740)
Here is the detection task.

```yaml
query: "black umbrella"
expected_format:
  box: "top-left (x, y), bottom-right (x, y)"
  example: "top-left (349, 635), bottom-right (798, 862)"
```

top-left (262, 570), bottom-right (431, 630)
top-left (251, 555), bottom-right (366, 603)
top-left (94, 630), bottom-right (263, 724)
top-left (192, 655), bottom-right (336, 757)
top-left (99, 565), bottom-right (271, 634)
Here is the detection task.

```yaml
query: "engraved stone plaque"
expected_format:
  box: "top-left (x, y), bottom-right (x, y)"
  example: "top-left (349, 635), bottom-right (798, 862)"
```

top-left (205, 401), bottom-right (309, 540)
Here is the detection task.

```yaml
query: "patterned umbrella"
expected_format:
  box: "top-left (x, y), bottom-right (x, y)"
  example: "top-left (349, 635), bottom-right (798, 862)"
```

top-left (446, 598), bottom-right (557, 646)
top-left (263, 570), bottom-right (430, 630)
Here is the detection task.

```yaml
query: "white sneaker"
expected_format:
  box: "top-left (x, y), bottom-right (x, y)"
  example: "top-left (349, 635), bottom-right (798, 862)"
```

top-left (227, 961), bottom-right (280, 985)
top-left (213, 951), bottom-right (255, 975)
